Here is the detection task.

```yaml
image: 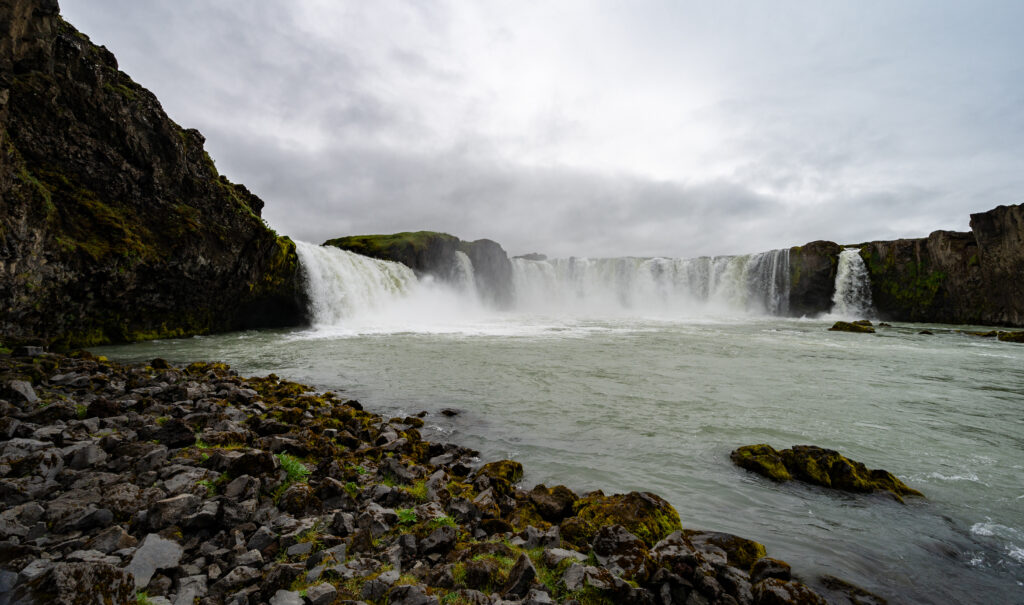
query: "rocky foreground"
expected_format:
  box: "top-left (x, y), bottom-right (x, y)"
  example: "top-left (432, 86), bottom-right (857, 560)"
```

top-left (0, 351), bottom-right (885, 605)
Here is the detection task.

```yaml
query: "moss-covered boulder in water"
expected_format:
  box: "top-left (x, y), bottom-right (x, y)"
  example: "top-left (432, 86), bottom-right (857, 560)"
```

top-left (997, 331), bottom-right (1024, 343)
top-left (731, 444), bottom-right (923, 503)
top-left (476, 459), bottom-right (524, 484)
top-left (562, 491), bottom-right (682, 549)
top-left (829, 321), bottom-right (876, 334)
top-left (731, 443), bottom-right (793, 482)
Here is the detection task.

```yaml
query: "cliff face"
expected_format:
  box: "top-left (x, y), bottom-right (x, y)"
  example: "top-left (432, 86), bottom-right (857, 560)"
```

top-left (324, 231), bottom-right (515, 308)
top-left (786, 204), bottom-right (1024, 327)
top-left (788, 241), bottom-right (841, 317)
top-left (0, 0), bottom-right (304, 347)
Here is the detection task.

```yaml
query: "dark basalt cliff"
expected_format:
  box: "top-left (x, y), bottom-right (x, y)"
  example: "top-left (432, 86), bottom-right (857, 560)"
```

top-left (788, 204), bottom-right (1024, 327)
top-left (325, 231), bottom-right (515, 308)
top-left (0, 0), bottom-right (304, 348)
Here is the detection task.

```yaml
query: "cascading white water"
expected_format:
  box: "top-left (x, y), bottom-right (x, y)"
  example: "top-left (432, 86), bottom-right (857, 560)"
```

top-left (295, 240), bottom-right (794, 326)
top-left (510, 249), bottom-right (791, 315)
top-left (831, 248), bottom-right (874, 318)
top-left (295, 241), bottom-right (418, 325)
top-left (452, 251), bottom-right (477, 297)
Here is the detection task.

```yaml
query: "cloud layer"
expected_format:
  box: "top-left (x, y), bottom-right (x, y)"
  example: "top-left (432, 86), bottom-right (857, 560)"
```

top-left (61, 0), bottom-right (1024, 257)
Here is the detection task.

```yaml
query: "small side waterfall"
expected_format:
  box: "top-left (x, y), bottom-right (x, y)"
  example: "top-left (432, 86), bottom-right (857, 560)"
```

top-left (831, 248), bottom-right (874, 318)
top-left (452, 251), bottom-right (477, 297)
top-left (295, 241), bottom-right (418, 325)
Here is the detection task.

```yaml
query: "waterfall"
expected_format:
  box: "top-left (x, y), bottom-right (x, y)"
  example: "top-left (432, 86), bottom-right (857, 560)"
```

top-left (452, 251), bottom-right (477, 297)
top-left (295, 240), bottom-right (794, 325)
top-left (831, 248), bottom-right (874, 318)
top-left (510, 249), bottom-right (791, 315)
top-left (294, 241), bottom-right (418, 325)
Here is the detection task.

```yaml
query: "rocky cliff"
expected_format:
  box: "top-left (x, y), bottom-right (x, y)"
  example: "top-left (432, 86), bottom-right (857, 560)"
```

top-left (0, 0), bottom-right (304, 348)
top-left (324, 231), bottom-right (515, 308)
top-left (786, 204), bottom-right (1024, 327)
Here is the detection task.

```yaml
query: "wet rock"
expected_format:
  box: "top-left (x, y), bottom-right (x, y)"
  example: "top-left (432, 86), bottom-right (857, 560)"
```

top-left (751, 557), bottom-right (792, 583)
top-left (125, 533), bottom-right (184, 589)
top-left (731, 444), bottom-right (924, 502)
top-left (11, 562), bottom-right (134, 604)
top-left (819, 574), bottom-right (889, 605)
top-left (752, 578), bottom-right (828, 605)
top-left (686, 531), bottom-right (767, 571)
top-left (829, 321), bottom-right (876, 334)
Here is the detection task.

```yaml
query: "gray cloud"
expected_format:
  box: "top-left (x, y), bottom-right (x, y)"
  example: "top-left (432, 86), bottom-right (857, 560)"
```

top-left (60, 0), bottom-right (1024, 259)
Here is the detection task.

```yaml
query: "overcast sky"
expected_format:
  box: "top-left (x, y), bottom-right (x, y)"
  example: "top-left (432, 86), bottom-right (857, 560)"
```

top-left (61, 1), bottom-right (1024, 258)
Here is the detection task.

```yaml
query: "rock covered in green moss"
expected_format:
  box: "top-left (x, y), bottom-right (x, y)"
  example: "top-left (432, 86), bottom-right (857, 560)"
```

top-left (562, 490), bottom-right (682, 548)
top-left (997, 331), bottom-right (1024, 343)
top-left (829, 321), bottom-right (876, 334)
top-left (0, 1), bottom-right (304, 348)
top-left (732, 444), bottom-right (923, 503)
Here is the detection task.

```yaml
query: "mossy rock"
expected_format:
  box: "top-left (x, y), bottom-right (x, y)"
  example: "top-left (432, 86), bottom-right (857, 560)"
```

top-left (731, 444), bottom-right (792, 482)
top-left (732, 444), bottom-right (923, 503)
top-left (684, 530), bottom-right (767, 570)
top-left (997, 331), bottom-right (1024, 343)
top-left (477, 460), bottom-right (524, 484)
top-left (566, 491), bottom-right (682, 548)
top-left (828, 321), bottom-right (876, 334)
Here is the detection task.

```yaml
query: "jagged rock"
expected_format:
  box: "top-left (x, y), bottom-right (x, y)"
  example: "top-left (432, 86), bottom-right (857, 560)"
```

top-left (125, 533), bottom-right (184, 589)
top-left (731, 444), bottom-right (923, 502)
top-left (84, 525), bottom-right (137, 553)
top-left (269, 591), bottom-right (304, 605)
top-left (420, 525), bottom-right (456, 555)
top-left (149, 493), bottom-right (201, 528)
top-left (593, 524), bottom-right (654, 581)
top-left (138, 418), bottom-right (196, 448)
top-left (7, 380), bottom-right (38, 404)
top-left (686, 531), bottom-right (767, 571)
top-left (210, 565), bottom-right (261, 595)
top-left (226, 450), bottom-right (280, 478)
top-left (387, 584), bottom-right (439, 605)
top-left (502, 553), bottom-right (537, 598)
top-left (10, 562), bottom-right (134, 604)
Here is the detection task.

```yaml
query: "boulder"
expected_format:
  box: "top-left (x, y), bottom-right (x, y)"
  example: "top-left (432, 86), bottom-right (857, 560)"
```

top-left (731, 444), bottom-right (923, 502)
top-left (125, 533), bottom-right (184, 589)
top-left (10, 562), bottom-right (134, 604)
top-left (562, 491), bottom-right (682, 548)
top-left (829, 321), bottom-right (876, 334)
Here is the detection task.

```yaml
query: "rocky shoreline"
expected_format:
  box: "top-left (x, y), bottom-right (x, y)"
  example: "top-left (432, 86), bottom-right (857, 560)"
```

top-left (0, 350), bottom-right (889, 605)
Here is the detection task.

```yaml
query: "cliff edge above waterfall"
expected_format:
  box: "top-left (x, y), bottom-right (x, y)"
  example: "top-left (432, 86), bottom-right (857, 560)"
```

top-left (324, 231), bottom-right (515, 308)
top-left (789, 204), bottom-right (1024, 327)
top-left (0, 0), bottom-right (305, 348)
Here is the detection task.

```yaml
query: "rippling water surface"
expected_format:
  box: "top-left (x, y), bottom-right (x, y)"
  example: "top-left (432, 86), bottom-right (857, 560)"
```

top-left (95, 316), bottom-right (1024, 603)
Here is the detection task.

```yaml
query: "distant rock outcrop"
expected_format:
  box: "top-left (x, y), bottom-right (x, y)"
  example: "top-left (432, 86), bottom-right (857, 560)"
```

top-left (787, 204), bottom-right (1024, 327)
top-left (0, 0), bottom-right (304, 347)
top-left (324, 231), bottom-right (515, 308)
